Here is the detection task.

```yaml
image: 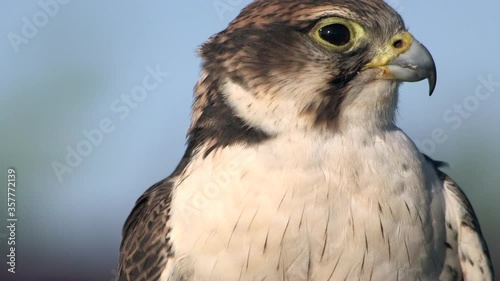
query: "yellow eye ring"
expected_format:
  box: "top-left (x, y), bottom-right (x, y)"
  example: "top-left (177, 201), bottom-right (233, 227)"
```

top-left (310, 17), bottom-right (365, 52)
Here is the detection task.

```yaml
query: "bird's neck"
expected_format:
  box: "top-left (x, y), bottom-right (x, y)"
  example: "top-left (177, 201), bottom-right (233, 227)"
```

top-left (338, 80), bottom-right (399, 133)
top-left (185, 75), bottom-right (271, 159)
top-left (188, 77), bottom-right (400, 158)
top-left (220, 78), bottom-right (399, 136)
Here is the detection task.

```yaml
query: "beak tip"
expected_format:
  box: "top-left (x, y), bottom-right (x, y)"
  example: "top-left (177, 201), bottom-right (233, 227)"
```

top-left (428, 71), bottom-right (437, 96)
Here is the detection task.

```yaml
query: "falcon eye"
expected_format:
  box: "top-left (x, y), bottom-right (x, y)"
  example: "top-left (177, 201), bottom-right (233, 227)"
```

top-left (310, 17), bottom-right (365, 52)
top-left (319, 24), bottom-right (351, 46)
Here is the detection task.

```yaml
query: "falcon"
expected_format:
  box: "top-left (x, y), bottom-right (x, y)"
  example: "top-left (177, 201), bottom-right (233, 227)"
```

top-left (117, 0), bottom-right (494, 280)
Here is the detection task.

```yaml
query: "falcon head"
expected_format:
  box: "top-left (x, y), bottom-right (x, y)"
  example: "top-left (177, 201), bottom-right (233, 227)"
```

top-left (189, 0), bottom-right (436, 152)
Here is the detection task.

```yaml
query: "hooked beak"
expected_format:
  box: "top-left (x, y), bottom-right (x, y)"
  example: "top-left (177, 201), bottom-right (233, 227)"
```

top-left (364, 32), bottom-right (437, 96)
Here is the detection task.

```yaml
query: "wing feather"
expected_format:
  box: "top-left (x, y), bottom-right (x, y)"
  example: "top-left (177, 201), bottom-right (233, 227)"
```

top-left (117, 178), bottom-right (175, 281)
top-left (440, 171), bottom-right (494, 281)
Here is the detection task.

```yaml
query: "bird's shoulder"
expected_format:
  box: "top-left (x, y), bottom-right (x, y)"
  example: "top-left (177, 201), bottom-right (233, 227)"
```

top-left (424, 155), bottom-right (495, 280)
top-left (117, 178), bottom-right (175, 281)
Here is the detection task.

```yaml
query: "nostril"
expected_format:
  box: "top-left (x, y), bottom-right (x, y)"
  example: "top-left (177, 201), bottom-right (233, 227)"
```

top-left (393, 39), bottom-right (404, 49)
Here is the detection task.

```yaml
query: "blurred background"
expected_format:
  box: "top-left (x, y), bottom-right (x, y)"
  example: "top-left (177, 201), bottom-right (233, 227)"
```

top-left (0, 0), bottom-right (498, 280)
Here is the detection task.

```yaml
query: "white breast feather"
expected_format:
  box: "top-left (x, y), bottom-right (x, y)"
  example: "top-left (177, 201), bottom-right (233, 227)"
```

top-left (168, 128), bottom-right (451, 280)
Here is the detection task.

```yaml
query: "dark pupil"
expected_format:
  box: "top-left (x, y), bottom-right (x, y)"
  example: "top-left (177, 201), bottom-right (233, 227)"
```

top-left (319, 24), bottom-right (351, 46)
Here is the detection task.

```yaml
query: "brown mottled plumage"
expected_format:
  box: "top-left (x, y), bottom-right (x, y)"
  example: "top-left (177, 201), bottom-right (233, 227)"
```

top-left (117, 179), bottom-right (173, 280)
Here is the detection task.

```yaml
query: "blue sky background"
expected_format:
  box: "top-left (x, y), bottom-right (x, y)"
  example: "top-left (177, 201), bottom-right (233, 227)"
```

top-left (1, 1), bottom-right (499, 280)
